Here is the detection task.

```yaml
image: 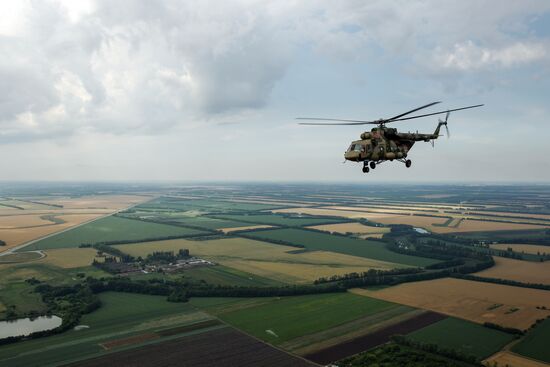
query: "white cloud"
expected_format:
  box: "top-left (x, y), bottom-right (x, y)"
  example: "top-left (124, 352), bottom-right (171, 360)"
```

top-left (0, 0), bottom-right (549, 145)
top-left (433, 40), bottom-right (548, 71)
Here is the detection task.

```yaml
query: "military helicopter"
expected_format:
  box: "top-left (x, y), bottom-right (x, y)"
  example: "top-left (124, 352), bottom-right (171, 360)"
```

top-left (297, 101), bottom-right (483, 173)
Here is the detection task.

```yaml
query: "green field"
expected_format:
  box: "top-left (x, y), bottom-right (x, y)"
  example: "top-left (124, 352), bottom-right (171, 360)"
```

top-left (23, 216), bottom-right (207, 251)
top-left (211, 213), bottom-right (343, 227)
top-left (243, 228), bottom-right (436, 267)
top-left (0, 292), bottom-right (212, 367)
top-left (168, 216), bottom-right (251, 229)
top-left (217, 292), bottom-right (394, 345)
top-left (407, 317), bottom-right (515, 359)
top-left (512, 318), bottom-right (550, 363)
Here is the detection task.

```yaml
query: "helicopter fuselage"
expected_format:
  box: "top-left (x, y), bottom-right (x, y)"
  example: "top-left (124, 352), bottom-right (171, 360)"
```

top-left (344, 123), bottom-right (445, 163)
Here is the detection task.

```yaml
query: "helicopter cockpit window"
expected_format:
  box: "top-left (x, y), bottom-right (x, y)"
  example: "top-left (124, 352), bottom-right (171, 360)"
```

top-left (353, 144), bottom-right (363, 152)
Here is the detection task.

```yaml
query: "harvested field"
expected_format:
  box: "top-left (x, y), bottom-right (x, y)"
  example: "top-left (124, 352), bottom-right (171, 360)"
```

top-left (100, 333), bottom-right (159, 350)
top-left (490, 243), bottom-right (550, 255)
top-left (219, 259), bottom-right (391, 283)
top-left (116, 237), bottom-right (398, 283)
top-left (445, 219), bottom-right (548, 233)
top-left (303, 311), bottom-right (447, 365)
top-left (484, 351), bottom-right (550, 367)
top-left (359, 278), bottom-right (550, 330)
top-left (0, 214), bottom-right (104, 252)
top-left (0, 214), bottom-right (59, 228)
top-left (67, 327), bottom-right (317, 367)
top-left (220, 225), bottom-right (274, 233)
top-left (308, 222), bottom-right (390, 236)
top-left (475, 257), bottom-right (550, 285)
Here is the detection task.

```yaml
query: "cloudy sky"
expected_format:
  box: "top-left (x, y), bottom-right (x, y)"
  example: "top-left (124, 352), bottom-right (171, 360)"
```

top-left (1, 0), bottom-right (549, 183)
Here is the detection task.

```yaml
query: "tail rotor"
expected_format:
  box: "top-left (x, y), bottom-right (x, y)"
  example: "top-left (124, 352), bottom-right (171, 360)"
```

top-left (439, 110), bottom-right (451, 139)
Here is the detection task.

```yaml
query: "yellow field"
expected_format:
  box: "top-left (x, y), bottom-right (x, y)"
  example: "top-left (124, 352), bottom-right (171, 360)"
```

top-left (475, 211), bottom-right (550, 221)
top-left (220, 259), bottom-right (381, 283)
top-left (0, 213), bottom-right (104, 252)
top-left (0, 199), bottom-right (52, 210)
top-left (38, 248), bottom-right (100, 268)
top-left (476, 257), bottom-right (550, 285)
top-left (115, 237), bottom-right (399, 283)
top-left (359, 278), bottom-right (550, 330)
top-left (0, 195), bottom-right (150, 253)
top-left (484, 351), bottom-right (549, 367)
top-left (446, 219), bottom-right (547, 233)
top-left (308, 222), bottom-right (390, 236)
top-left (0, 214), bottom-right (56, 229)
top-left (490, 244), bottom-right (550, 255)
top-left (220, 225), bottom-right (273, 233)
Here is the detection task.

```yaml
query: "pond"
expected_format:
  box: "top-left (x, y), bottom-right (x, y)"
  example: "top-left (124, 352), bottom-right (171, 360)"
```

top-left (413, 227), bottom-right (429, 234)
top-left (0, 315), bottom-right (62, 339)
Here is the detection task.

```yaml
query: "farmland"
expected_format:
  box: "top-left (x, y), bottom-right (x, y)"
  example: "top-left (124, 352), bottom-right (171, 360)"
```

top-left (406, 317), bottom-right (515, 359)
top-left (0, 292), bottom-right (214, 367)
top-left (116, 237), bottom-right (400, 283)
top-left (485, 351), bottom-right (550, 367)
top-left (490, 243), bottom-right (550, 255)
top-left (308, 222), bottom-right (390, 237)
top-left (0, 214), bottom-right (107, 252)
top-left (2, 183), bottom-right (550, 366)
top-left (67, 327), bottom-right (316, 367)
top-left (216, 293), bottom-right (395, 345)
top-left (242, 228), bottom-right (436, 266)
top-left (24, 216), bottom-right (207, 251)
top-left (364, 278), bottom-right (550, 330)
top-left (475, 257), bottom-right (550, 285)
top-left (512, 318), bottom-right (550, 363)
top-left (212, 213), bottom-right (344, 227)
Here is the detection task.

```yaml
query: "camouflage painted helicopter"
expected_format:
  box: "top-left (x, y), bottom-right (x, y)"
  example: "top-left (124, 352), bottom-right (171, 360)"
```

top-left (297, 101), bottom-right (483, 173)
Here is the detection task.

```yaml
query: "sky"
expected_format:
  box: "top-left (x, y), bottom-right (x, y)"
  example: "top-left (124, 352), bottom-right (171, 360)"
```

top-left (0, 0), bottom-right (549, 183)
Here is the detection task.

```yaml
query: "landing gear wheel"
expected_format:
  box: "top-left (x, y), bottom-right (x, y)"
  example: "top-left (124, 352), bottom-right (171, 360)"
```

top-left (362, 166), bottom-right (370, 173)
top-left (369, 161), bottom-right (376, 169)
top-left (405, 159), bottom-right (412, 168)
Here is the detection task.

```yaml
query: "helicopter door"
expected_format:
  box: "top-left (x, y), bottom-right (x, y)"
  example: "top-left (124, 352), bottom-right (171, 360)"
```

top-left (378, 145), bottom-right (385, 159)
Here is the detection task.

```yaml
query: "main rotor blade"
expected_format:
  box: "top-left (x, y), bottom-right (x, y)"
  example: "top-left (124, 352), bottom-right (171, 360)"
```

top-left (296, 117), bottom-right (378, 125)
top-left (389, 104), bottom-right (484, 122)
top-left (385, 101), bottom-right (442, 122)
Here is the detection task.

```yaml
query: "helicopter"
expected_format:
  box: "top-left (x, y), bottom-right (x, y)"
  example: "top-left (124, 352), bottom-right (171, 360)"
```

top-left (297, 101), bottom-right (483, 173)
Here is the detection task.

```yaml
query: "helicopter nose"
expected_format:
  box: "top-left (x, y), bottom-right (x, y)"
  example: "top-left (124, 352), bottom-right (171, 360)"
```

top-left (345, 151), bottom-right (359, 161)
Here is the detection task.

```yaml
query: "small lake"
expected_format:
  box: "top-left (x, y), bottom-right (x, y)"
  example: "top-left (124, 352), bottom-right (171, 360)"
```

top-left (0, 315), bottom-right (62, 339)
top-left (413, 227), bottom-right (429, 234)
